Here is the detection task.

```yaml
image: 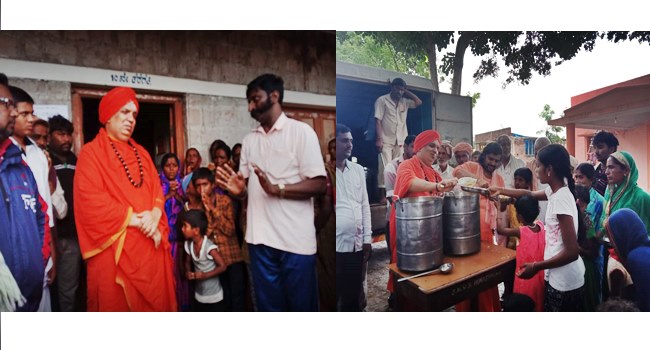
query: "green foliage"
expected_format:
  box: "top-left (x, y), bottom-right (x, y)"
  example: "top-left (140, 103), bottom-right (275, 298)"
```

top-left (336, 32), bottom-right (431, 78)
top-left (467, 91), bottom-right (481, 108)
top-left (537, 104), bottom-right (565, 143)
top-left (337, 31), bottom-right (650, 97)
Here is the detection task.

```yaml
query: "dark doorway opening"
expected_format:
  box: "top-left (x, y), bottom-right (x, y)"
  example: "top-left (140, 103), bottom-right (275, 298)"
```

top-left (81, 97), bottom-right (172, 166)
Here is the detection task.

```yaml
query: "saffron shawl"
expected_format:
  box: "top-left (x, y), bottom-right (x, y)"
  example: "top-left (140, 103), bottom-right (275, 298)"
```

top-left (74, 128), bottom-right (176, 311)
top-left (387, 156), bottom-right (442, 293)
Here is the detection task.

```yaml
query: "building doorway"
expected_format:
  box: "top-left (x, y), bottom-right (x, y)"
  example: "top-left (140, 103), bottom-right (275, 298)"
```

top-left (284, 105), bottom-right (336, 162)
top-left (71, 87), bottom-right (186, 169)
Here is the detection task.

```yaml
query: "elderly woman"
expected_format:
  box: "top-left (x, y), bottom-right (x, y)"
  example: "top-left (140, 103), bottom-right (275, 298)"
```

top-left (606, 208), bottom-right (650, 311)
top-left (386, 130), bottom-right (457, 294)
top-left (599, 151), bottom-right (650, 298)
top-left (433, 141), bottom-right (455, 180)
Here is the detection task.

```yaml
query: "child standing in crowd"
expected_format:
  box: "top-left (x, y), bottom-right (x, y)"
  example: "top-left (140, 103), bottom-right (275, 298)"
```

top-left (192, 167), bottom-right (244, 311)
top-left (491, 144), bottom-right (585, 311)
top-left (500, 167), bottom-right (534, 250)
top-left (575, 185), bottom-right (602, 311)
top-left (497, 196), bottom-right (546, 311)
top-left (181, 209), bottom-right (227, 312)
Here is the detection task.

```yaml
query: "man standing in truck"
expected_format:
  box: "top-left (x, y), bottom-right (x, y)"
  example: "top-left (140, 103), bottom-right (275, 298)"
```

top-left (374, 78), bottom-right (422, 193)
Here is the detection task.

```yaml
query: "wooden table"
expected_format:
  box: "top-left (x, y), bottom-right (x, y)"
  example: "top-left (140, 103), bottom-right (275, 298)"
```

top-left (389, 242), bottom-right (516, 311)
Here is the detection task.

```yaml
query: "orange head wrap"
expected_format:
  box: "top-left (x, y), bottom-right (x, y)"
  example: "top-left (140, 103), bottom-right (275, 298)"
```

top-left (413, 130), bottom-right (441, 153)
top-left (99, 87), bottom-right (139, 125)
top-left (453, 142), bottom-right (473, 156)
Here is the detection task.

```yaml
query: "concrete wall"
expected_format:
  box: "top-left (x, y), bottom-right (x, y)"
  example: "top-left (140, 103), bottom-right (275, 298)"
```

top-left (185, 94), bottom-right (255, 166)
top-left (0, 31), bottom-right (335, 95)
top-left (10, 78), bottom-right (72, 115)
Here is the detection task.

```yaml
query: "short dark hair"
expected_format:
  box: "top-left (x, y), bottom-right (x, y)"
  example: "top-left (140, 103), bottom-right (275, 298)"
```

top-left (514, 195), bottom-right (540, 225)
top-left (33, 118), bottom-right (49, 129)
top-left (160, 153), bottom-right (180, 171)
top-left (9, 85), bottom-right (34, 105)
top-left (404, 135), bottom-right (416, 146)
top-left (0, 73), bottom-right (8, 87)
top-left (181, 209), bottom-right (209, 236)
top-left (592, 131), bottom-right (619, 149)
top-left (514, 167), bottom-right (533, 185)
top-left (232, 143), bottom-right (242, 152)
top-left (209, 139), bottom-right (227, 160)
top-left (391, 78), bottom-right (406, 87)
top-left (216, 143), bottom-right (232, 160)
top-left (575, 162), bottom-right (595, 181)
top-left (192, 167), bottom-right (215, 186)
top-left (336, 123), bottom-right (351, 136)
top-left (574, 184), bottom-right (591, 206)
top-left (478, 142), bottom-right (503, 165)
top-left (596, 297), bottom-right (640, 312)
top-left (247, 74), bottom-right (284, 104)
top-left (502, 293), bottom-right (535, 312)
top-left (48, 115), bottom-right (74, 134)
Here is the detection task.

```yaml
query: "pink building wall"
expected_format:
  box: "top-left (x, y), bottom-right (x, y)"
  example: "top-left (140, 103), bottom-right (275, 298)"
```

top-left (573, 124), bottom-right (650, 190)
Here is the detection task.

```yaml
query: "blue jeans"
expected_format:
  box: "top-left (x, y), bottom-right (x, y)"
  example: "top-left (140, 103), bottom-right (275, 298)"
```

top-left (248, 244), bottom-right (318, 311)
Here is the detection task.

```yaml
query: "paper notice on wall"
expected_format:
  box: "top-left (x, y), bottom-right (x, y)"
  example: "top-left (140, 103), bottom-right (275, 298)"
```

top-left (33, 105), bottom-right (70, 121)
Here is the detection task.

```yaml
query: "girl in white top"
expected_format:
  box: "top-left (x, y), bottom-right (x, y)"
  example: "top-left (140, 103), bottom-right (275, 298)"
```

top-left (181, 209), bottom-right (227, 312)
top-left (490, 144), bottom-right (585, 311)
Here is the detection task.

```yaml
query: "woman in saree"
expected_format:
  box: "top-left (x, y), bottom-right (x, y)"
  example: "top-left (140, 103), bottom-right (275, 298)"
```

top-left (599, 151), bottom-right (650, 299)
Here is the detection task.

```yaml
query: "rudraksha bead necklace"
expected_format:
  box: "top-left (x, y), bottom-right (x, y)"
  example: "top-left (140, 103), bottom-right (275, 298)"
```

top-left (109, 139), bottom-right (144, 188)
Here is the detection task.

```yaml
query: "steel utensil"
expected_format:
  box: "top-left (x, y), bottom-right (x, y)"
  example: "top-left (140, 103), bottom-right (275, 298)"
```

top-left (397, 262), bottom-right (454, 282)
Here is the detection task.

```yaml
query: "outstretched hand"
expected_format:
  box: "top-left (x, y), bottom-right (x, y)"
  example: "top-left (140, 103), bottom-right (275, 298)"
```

top-left (215, 163), bottom-right (246, 197)
top-left (439, 179), bottom-right (458, 192)
top-left (488, 186), bottom-right (502, 197)
top-left (251, 163), bottom-right (277, 196)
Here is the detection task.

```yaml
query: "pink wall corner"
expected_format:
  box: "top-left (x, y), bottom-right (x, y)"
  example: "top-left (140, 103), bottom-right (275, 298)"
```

top-left (573, 124), bottom-right (649, 190)
top-left (615, 124), bottom-right (649, 190)
top-left (574, 128), bottom-right (593, 163)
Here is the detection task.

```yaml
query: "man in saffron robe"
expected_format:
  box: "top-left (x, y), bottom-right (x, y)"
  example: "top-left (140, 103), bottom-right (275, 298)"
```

top-left (74, 87), bottom-right (176, 311)
top-left (452, 142), bottom-right (505, 312)
top-left (387, 130), bottom-right (457, 294)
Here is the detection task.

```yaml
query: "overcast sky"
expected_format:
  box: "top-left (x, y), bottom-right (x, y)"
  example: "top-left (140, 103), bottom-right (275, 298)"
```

top-left (436, 38), bottom-right (650, 138)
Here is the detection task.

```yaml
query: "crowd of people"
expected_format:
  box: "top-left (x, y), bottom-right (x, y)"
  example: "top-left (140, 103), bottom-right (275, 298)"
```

top-left (0, 73), bottom-right (337, 312)
top-left (336, 76), bottom-right (649, 312)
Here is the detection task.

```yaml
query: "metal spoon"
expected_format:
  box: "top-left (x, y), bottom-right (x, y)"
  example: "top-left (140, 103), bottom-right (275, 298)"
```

top-left (397, 263), bottom-right (454, 282)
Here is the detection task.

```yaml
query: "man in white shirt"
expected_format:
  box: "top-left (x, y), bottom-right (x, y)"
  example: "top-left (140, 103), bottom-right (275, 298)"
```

top-left (216, 74), bottom-right (326, 311)
top-left (335, 123), bottom-right (371, 311)
top-left (496, 134), bottom-right (526, 189)
top-left (375, 78), bottom-right (422, 189)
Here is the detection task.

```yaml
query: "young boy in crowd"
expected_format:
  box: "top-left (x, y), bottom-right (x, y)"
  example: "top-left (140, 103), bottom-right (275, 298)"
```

top-left (181, 209), bottom-right (227, 312)
top-left (498, 167), bottom-right (534, 250)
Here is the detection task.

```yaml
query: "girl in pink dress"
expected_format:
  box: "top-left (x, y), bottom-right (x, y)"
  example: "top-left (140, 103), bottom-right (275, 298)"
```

top-left (497, 196), bottom-right (546, 311)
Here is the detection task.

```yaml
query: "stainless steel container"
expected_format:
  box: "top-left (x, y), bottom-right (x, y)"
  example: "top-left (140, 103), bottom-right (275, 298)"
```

top-left (443, 192), bottom-right (481, 255)
top-left (395, 196), bottom-right (444, 272)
